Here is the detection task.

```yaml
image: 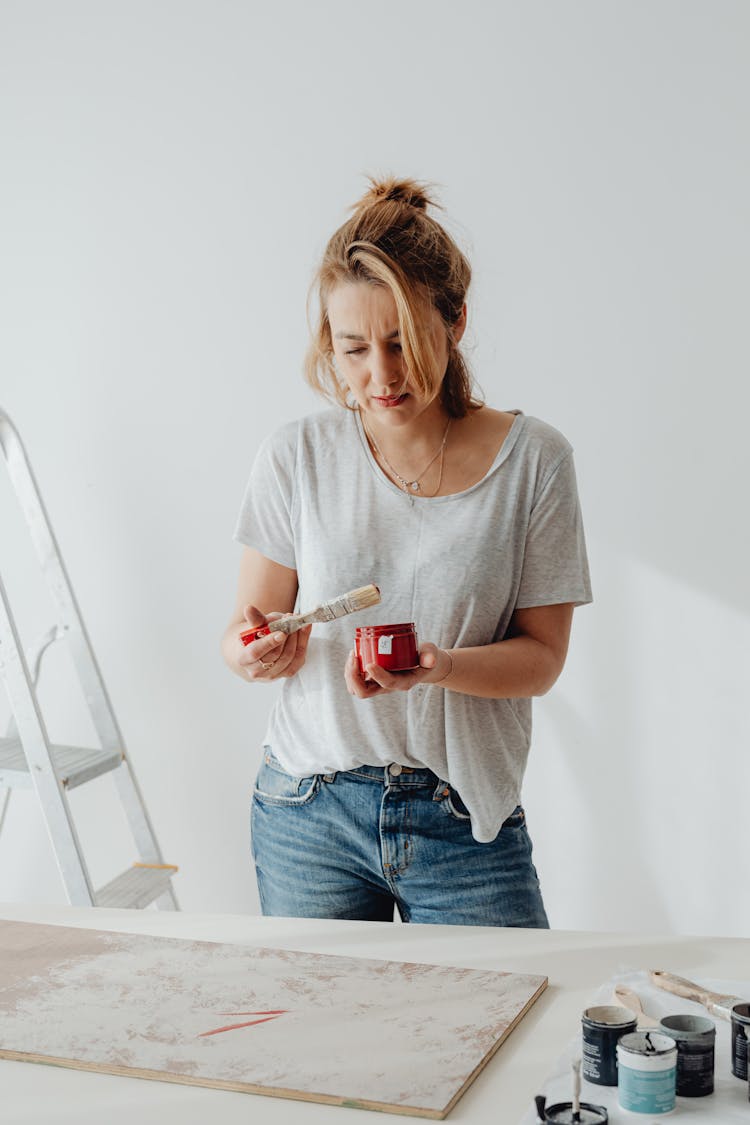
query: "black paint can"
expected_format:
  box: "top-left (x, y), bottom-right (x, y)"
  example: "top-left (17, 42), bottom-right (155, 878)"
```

top-left (731, 1002), bottom-right (750, 1081)
top-left (581, 1005), bottom-right (638, 1086)
top-left (659, 1013), bottom-right (715, 1096)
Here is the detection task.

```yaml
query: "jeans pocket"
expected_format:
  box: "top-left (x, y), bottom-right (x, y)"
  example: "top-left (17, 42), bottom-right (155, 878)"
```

top-left (501, 805), bottom-right (527, 829)
top-left (439, 783), bottom-right (472, 822)
top-left (253, 748), bottom-right (320, 807)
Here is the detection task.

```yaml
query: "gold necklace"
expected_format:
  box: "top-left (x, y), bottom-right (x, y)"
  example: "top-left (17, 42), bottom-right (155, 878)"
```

top-left (363, 415), bottom-right (452, 497)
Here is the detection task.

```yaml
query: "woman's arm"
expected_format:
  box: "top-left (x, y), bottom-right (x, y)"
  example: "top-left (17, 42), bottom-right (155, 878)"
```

top-left (221, 547), bottom-right (312, 682)
top-left (345, 603), bottom-right (574, 700)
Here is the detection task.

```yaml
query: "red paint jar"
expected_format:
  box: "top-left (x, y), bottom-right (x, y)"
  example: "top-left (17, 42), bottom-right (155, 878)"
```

top-left (355, 623), bottom-right (419, 678)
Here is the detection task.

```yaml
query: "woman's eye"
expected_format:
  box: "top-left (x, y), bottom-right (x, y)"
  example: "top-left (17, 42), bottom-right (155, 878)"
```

top-left (345, 348), bottom-right (366, 355)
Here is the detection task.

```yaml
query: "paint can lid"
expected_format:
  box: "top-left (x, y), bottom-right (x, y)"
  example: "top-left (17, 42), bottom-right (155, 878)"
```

top-left (543, 1104), bottom-right (608, 1124)
top-left (355, 622), bottom-right (416, 636)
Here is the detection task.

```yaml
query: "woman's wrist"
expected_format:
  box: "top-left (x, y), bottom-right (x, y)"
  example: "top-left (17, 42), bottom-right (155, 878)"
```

top-left (432, 648), bottom-right (454, 685)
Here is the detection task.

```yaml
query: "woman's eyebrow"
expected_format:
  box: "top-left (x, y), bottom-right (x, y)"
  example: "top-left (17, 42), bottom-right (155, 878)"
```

top-left (334, 329), bottom-right (401, 341)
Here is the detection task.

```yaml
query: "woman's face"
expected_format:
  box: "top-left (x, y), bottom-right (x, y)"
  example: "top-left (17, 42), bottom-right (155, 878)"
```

top-left (327, 281), bottom-right (452, 428)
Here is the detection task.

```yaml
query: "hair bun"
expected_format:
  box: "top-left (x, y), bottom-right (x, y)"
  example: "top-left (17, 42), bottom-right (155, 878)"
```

top-left (353, 175), bottom-right (438, 213)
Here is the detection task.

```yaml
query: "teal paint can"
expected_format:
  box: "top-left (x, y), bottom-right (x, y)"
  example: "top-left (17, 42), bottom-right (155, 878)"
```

top-left (617, 1031), bottom-right (677, 1116)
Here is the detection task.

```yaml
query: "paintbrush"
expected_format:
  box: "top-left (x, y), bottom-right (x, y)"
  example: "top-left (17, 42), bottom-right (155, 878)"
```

top-left (240, 584), bottom-right (381, 646)
top-left (614, 985), bottom-right (658, 1027)
top-left (649, 970), bottom-right (742, 1021)
top-left (571, 1057), bottom-right (581, 1122)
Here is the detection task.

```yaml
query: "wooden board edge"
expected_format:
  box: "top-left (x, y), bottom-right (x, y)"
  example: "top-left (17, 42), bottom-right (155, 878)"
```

top-left (0, 1048), bottom-right (446, 1119)
top-left (440, 975), bottom-right (549, 1118)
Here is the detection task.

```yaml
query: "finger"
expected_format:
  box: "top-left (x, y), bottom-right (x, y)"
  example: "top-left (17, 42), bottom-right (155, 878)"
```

top-left (346, 649), bottom-right (383, 698)
top-left (363, 663), bottom-right (405, 690)
top-left (282, 626), bottom-right (312, 677)
top-left (365, 663), bottom-right (428, 692)
top-left (419, 644), bottom-right (439, 670)
top-left (263, 630), bottom-right (299, 675)
top-left (281, 634), bottom-right (310, 677)
top-left (243, 629), bottom-right (286, 672)
top-left (243, 604), bottom-right (267, 627)
top-left (294, 623), bottom-right (313, 658)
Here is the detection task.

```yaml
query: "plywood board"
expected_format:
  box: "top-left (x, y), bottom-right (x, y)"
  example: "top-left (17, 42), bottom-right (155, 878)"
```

top-left (0, 920), bottom-right (546, 1118)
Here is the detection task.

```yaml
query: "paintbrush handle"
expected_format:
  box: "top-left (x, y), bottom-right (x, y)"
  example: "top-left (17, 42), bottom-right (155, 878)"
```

top-left (649, 971), bottom-right (739, 1019)
top-left (614, 985), bottom-right (658, 1027)
top-left (240, 614), bottom-right (310, 646)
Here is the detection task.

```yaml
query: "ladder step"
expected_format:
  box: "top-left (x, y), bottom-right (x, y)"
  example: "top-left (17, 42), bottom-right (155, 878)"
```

top-left (95, 864), bottom-right (178, 909)
top-left (0, 736), bottom-right (123, 790)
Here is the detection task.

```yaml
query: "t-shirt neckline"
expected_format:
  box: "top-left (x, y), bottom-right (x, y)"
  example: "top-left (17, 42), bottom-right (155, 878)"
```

top-left (353, 409), bottom-right (526, 503)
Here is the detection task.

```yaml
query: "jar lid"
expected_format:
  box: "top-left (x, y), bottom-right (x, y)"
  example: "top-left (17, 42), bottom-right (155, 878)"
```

top-left (355, 622), bottom-right (416, 636)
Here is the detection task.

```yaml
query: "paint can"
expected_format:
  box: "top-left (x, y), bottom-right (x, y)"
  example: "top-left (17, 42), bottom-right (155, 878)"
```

top-left (731, 1002), bottom-right (750, 1080)
top-left (617, 1030), bottom-right (677, 1116)
top-left (658, 1013), bottom-right (715, 1096)
top-left (581, 1005), bottom-right (638, 1086)
top-left (355, 623), bottom-right (419, 677)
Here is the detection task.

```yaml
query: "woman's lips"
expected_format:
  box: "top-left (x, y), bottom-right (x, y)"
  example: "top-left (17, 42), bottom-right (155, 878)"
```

top-left (373, 394), bottom-right (408, 407)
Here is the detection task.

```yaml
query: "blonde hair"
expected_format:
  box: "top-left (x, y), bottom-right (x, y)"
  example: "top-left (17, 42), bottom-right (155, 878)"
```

top-left (304, 175), bottom-right (481, 418)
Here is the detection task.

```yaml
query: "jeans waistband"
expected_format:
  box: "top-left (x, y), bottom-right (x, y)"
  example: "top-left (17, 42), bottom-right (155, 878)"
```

top-left (332, 764), bottom-right (443, 788)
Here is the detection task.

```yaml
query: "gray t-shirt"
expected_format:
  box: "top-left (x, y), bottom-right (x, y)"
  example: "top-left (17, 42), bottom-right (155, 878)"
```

top-left (233, 407), bottom-right (592, 842)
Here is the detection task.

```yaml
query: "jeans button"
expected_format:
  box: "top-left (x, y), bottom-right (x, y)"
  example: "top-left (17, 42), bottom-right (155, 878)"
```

top-left (389, 763), bottom-right (403, 777)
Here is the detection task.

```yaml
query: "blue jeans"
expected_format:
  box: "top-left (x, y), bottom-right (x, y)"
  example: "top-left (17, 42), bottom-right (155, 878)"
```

top-left (250, 750), bottom-right (549, 927)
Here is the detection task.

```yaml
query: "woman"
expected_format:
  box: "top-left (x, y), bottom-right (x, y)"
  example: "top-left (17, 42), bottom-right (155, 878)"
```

top-left (222, 176), bottom-right (592, 926)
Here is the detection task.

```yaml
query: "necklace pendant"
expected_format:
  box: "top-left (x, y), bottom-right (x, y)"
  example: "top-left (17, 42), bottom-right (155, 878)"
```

top-left (410, 481), bottom-right (420, 492)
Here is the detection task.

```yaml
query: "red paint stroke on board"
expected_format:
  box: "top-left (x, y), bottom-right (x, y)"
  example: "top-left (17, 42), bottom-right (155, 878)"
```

top-left (199, 1010), bottom-right (288, 1038)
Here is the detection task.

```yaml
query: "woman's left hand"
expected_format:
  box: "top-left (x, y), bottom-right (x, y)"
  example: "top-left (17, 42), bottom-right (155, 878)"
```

top-left (345, 643), bottom-right (452, 698)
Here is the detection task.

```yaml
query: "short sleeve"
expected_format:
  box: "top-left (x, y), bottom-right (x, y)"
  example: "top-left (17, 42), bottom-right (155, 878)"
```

top-left (515, 450), bottom-right (593, 609)
top-left (232, 424), bottom-right (298, 570)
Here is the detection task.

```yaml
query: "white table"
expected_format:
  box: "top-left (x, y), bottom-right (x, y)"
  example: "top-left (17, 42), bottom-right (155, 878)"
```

top-left (0, 903), bottom-right (748, 1123)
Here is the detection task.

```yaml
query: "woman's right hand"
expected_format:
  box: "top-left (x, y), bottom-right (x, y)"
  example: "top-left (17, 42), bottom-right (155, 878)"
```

top-left (236, 604), bottom-right (312, 683)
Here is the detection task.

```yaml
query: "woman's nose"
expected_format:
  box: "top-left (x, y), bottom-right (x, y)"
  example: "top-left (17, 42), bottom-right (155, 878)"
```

top-left (369, 347), bottom-right (403, 389)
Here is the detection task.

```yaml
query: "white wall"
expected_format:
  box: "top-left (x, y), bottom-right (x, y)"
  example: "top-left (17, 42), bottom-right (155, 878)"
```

top-left (1, 1), bottom-right (748, 935)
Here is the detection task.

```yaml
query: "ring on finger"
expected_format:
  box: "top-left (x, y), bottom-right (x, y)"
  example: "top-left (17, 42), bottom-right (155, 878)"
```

top-left (258, 658), bottom-right (278, 672)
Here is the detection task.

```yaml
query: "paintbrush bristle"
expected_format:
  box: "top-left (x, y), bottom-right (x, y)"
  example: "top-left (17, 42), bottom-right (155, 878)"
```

top-left (341, 584), bottom-right (381, 612)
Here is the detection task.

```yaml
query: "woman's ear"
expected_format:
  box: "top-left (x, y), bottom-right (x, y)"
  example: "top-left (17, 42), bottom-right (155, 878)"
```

top-left (451, 302), bottom-right (468, 346)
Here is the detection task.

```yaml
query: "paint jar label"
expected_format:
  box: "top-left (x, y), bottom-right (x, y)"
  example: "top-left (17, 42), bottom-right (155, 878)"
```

top-left (618, 1066), bottom-right (676, 1115)
top-left (378, 635), bottom-right (393, 655)
top-left (581, 1007), bottom-right (637, 1086)
top-left (674, 1041), bottom-right (714, 1096)
top-left (731, 1004), bottom-right (750, 1081)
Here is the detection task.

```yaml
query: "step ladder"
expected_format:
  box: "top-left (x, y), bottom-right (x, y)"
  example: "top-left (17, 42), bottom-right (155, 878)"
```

top-left (0, 407), bottom-right (178, 909)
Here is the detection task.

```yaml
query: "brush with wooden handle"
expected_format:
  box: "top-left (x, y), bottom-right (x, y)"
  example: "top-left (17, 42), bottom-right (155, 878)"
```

top-left (649, 970), bottom-right (743, 1021)
top-left (240, 584), bottom-right (381, 645)
top-left (614, 985), bottom-right (659, 1027)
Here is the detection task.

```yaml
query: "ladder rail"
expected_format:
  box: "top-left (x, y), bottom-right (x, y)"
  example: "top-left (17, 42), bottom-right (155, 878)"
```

top-left (0, 409), bottom-right (128, 757)
top-left (0, 572), bottom-right (95, 904)
top-left (0, 407), bottom-right (177, 908)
